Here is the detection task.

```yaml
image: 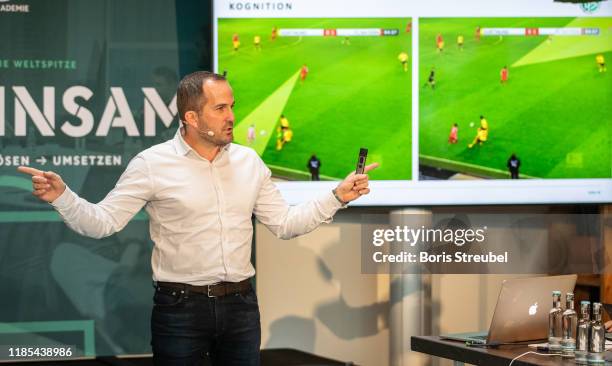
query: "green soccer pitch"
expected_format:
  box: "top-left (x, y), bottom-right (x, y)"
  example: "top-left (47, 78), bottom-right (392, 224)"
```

top-left (218, 18), bottom-right (412, 180)
top-left (419, 17), bottom-right (611, 179)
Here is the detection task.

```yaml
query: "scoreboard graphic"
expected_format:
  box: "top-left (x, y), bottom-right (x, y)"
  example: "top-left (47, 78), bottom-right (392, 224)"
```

top-left (482, 27), bottom-right (601, 36)
top-left (278, 28), bottom-right (400, 37)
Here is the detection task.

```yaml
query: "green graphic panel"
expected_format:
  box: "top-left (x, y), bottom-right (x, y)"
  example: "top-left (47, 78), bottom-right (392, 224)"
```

top-left (0, 0), bottom-right (211, 358)
top-left (219, 18), bottom-right (413, 180)
top-left (419, 17), bottom-right (612, 179)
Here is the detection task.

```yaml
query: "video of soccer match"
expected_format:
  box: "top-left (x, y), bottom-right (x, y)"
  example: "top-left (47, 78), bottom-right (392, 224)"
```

top-left (217, 18), bottom-right (412, 181)
top-left (419, 17), bottom-right (611, 180)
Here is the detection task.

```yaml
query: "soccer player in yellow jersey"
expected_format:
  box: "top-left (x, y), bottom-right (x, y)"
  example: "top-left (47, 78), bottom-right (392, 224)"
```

top-left (283, 128), bottom-right (293, 143)
top-left (275, 125), bottom-right (283, 150)
top-left (398, 52), bottom-right (409, 72)
top-left (479, 115), bottom-right (488, 130)
top-left (596, 54), bottom-right (606, 72)
top-left (280, 114), bottom-right (290, 128)
top-left (469, 116), bottom-right (489, 148)
top-left (457, 35), bottom-right (464, 51)
top-left (254, 35), bottom-right (261, 50)
top-left (468, 127), bottom-right (488, 148)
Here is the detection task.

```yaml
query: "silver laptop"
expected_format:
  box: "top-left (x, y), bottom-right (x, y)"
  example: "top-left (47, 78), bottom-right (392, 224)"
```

top-left (441, 275), bottom-right (577, 345)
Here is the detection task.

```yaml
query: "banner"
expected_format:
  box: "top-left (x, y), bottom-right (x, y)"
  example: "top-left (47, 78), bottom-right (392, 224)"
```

top-left (0, 0), bottom-right (211, 358)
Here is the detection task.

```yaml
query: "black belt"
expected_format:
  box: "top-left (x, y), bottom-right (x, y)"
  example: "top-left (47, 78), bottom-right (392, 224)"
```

top-left (155, 279), bottom-right (252, 298)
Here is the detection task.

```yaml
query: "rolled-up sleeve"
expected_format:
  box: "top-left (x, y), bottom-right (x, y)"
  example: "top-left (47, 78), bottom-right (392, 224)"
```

top-left (253, 165), bottom-right (345, 240)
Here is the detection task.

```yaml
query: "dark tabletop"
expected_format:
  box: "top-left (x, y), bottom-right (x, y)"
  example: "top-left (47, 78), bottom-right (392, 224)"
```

top-left (411, 336), bottom-right (586, 366)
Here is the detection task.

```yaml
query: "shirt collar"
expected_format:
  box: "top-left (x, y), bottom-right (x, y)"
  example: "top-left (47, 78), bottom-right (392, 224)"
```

top-left (172, 126), bottom-right (232, 157)
top-left (173, 126), bottom-right (191, 156)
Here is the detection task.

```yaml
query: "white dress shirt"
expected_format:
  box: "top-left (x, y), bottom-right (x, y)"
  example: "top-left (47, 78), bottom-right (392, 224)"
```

top-left (51, 128), bottom-right (345, 285)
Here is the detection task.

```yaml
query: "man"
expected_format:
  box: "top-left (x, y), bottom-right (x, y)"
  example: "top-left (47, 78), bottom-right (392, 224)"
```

top-left (436, 33), bottom-right (444, 52)
top-left (479, 115), bottom-right (488, 131)
top-left (469, 117), bottom-right (487, 148)
top-left (475, 26), bottom-right (481, 42)
top-left (457, 35), bottom-right (464, 51)
top-left (247, 124), bottom-right (256, 145)
top-left (468, 127), bottom-right (488, 148)
top-left (232, 33), bottom-right (240, 51)
top-left (398, 51), bottom-right (409, 72)
top-left (300, 64), bottom-right (309, 82)
top-left (307, 154), bottom-right (321, 181)
top-left (275, 125), bottom-right (284, 151)
top-left (18, 71), bottom-right (377, 366)
top-left (426, 67), bottom-right (436, 89)
top-left (279, 114), bottom-right (290, 129)
top-left (468, 115), bottom-right (488, 148)
top-left (282, 126), bottom-right (293, 145)
top-left (448, 123), bottom-right (458, 144)
top-left (277, 115), bottom-right (291, 151)
top-left (253, 35), bottom-right (261, 51)
top-left (271, 26), bottom-right (277, 41)
top-left (596, 54), bottom-right (606, 73)
top-left (507, 153), bottom-right (520, 179)
top-left (500, 66), bottom-right (508, 84)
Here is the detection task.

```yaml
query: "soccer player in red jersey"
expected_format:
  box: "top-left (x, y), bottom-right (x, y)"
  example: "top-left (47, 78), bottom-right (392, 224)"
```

top-left (448, 123), bottom-right (458, 144)
top-left (500, 66), bottom-right (508, 84)
top-left (300, 64), bottom-right (309, 82)
top-left (436, 34), bottom-right (444, 52)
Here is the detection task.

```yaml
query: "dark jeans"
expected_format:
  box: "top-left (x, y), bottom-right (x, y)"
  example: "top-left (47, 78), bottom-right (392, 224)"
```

top-left (150, 284), bottom-right (261, 366)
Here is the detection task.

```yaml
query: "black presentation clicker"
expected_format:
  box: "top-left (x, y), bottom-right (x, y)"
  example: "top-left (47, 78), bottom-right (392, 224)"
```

top-left (355, 148), bottom-right (368, 174)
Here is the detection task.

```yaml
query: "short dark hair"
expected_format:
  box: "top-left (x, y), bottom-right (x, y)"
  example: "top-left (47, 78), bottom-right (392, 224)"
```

top-left (177, 71), bottom-right (226, 122)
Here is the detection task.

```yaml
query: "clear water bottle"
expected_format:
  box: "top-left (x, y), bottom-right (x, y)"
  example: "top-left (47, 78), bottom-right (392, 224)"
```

top-left (561, 292), bottom-right (577, 356)
top-left (548, 290), bottom-right (563, 354)
top-left (588, 302), bottom-right (604, 364)
top-left (575, 301), bottom-right (590, 364)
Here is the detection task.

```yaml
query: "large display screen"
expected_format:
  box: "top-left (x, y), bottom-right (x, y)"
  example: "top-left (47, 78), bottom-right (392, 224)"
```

top-left (214, 0), bottom-right (612, 205)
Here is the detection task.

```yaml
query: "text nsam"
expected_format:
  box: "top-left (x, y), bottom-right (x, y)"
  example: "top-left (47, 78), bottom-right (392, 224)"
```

top-left (0, 86), bottom-right (177, 137)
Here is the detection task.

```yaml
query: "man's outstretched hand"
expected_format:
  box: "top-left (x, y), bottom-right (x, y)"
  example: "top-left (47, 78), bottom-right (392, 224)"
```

top-left (334, 163), bottom-right (379, 204)
top-left (17, 166), bottom-right (66, 203)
